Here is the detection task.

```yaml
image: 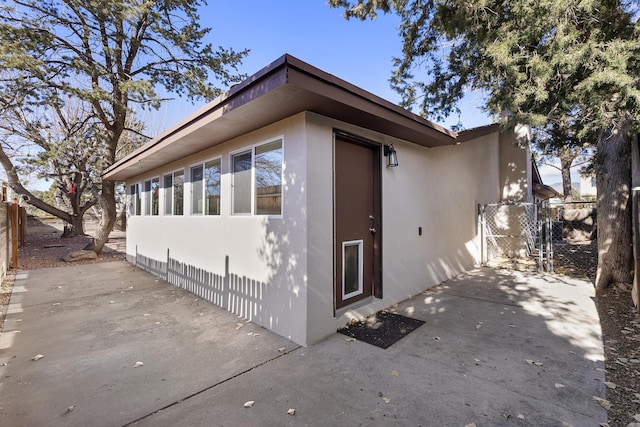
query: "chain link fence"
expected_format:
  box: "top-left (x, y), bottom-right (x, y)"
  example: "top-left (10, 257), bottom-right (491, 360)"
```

top-left (480, 201), bottom-right (597, 279)
top-left (480, 203), bottom-right (540, 270)
top-left (544, 201), bottom-right (597, 279)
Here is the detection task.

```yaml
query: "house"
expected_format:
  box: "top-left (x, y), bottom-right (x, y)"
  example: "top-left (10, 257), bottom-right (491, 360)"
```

top-left (531, 160), bottom-right (562, 202)
top-left (580, 173), bottom-right (597, 199)
top-left (103, 54), bottom-right (533, 346)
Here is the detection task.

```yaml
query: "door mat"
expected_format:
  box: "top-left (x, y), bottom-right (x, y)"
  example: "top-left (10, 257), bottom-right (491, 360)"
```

top-left (338, 311), bottom-right (425, 349)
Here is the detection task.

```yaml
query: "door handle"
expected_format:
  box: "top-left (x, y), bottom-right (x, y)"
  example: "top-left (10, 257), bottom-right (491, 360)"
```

top-left (369, 215), bottom-right (375, 220)
top-left (369, 227), bottom-right (376, 234)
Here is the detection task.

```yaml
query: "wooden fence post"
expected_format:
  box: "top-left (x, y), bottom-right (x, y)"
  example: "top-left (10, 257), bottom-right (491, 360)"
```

top-left (633, 190), bottom-right (640, 309)
top-left (631, 133), bottom-right (640, 312)
top-left (19, 207), bottom-right (26, 247)
top-left (10, 200), bottom-right (18, 269)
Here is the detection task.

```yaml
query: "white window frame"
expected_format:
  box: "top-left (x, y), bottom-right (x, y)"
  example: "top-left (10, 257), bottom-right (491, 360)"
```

top-left (230, 149), bottom-right (252, 216)
top-left (162, 169), bottom-right (184, 216)
top-left (172, 169), bottom-right (185, 216)
top-left (190, 162), bottom-right (204, 215)
top-left (189, 156), bottom-right (222, 216)
top-left (143, 179), bottom-right (151, 216)
top-left (162, 173), bottom-right (174, 215)
top-left (150, 177), bottom-right (160, 216)
top-left (128, 183), bottom-right (136, 216)
top-left (130, 182), bottom-right (142, 216)
top-left (229, 137), bottom-right (284, 217)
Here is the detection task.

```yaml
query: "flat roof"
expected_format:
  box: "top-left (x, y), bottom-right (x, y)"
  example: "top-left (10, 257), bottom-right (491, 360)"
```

top-left (104, 54), bottom-right (473, 181)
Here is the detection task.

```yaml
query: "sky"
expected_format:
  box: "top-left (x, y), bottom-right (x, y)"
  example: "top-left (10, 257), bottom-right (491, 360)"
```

top-left (28, 1), bottom-right (566, 190)
top-left (155, 0), bottom-right (491, 131)
top-left (152, 0), bottom-right (567, 185)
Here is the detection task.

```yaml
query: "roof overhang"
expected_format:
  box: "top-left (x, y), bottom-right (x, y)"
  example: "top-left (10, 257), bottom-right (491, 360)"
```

top-left (455, 123), bottom-right (500, 143)
top-left (103, 54), bottom-right (458, 181)
top-left (533, 183), bottom-right (562, 200)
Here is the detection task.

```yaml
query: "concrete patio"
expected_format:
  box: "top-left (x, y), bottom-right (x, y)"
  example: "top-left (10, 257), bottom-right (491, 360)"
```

top-left (0, 261), bottom-right (607, 426)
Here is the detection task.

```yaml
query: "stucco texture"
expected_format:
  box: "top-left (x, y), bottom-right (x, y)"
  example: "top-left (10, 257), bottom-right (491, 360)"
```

top-left (125, 112), bottom-right (529, 346)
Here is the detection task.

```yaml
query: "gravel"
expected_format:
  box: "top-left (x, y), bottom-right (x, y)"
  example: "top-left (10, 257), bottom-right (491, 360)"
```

top-left (597, 283), bottom-right (640, 427)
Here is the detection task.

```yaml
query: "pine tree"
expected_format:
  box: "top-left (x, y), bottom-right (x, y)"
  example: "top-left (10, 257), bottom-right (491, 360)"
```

top-left (331, 0), bottom-right (640, 291)
top-left (0, 0), bottom-right (247, 250)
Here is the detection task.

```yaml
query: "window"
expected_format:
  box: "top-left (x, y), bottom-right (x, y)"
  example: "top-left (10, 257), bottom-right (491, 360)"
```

top-left (232, 151), bottom-right (252, 214)
top-left (191, 159), bottom-right (222, 215)
top-left (205, 159), bottom-right (221, 215)
top-left (144, 180), bottom-right (151, 215)
top-left (134, 183), bottom-right (142, 216)
top-left (151, 177), bottom-right (159, 215)
top-left (191, 165), bottom-right (204, 214)
top-left (255, 139), bottom-right (282, 215)
top-left (231, 139), bottom-right (283, 216)
top-left (163, 171), bottom-right (184, 215)
top-left (163, 174), bottom-right (173, 215)
top-left (128, 184), bottom-right (136, 216)
top-left (173, 170), bottom-right (184, 215)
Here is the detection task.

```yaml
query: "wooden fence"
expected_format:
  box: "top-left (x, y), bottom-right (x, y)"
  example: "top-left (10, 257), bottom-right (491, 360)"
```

top-left (0, 199), bottom-right (26, 281)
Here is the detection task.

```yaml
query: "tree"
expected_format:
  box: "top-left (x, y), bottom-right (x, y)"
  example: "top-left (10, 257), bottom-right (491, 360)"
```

top-left (0, 0), bottom-right (247, 252)
top-left (0, 94), bottom-right (150, 236)
top-left (0, 94), bottom-right (105, 235)
top-left (330, 0), bottom-right (640, 292)
top-left (532, 122), bottom-right (592, 203)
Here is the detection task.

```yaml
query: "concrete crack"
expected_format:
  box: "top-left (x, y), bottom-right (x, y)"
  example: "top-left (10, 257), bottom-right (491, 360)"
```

top-left (121, 345), bottom-right (302, 426)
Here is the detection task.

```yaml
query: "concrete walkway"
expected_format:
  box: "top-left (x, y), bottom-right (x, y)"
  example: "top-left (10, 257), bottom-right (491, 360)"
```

top-left (0, 261), bottom-right (607, 426)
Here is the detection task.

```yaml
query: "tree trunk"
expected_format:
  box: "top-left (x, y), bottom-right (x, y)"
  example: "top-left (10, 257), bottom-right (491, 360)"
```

top-left (61, 215), bottom-right (85, 237)
top-left (115, 203), bottom-right (127, 231)
top-left (0, 146), bottom-right (94, 238)
top-left (560, 155), bottom-right (574, 203)
top-left (83, 180), bottom-right (117, 254)
top-left (0, 146), bottom-right (72, 222)
top-left (631, 133), bottom-right (640, 311)
top-left (595, 115), bottom-right (634, 293)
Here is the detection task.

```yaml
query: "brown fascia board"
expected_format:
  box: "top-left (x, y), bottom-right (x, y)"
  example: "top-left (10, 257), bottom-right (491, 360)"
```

top-left (103, 54), bottom-right (458, 181)
top-left (455, 123), bottom-right (501, 143)
top-left (531, 157), bottom-right (543, 185)
top-left (283, 55), bottom-right (457, 145)
top-left (103, 56), bottom-right (290, 180)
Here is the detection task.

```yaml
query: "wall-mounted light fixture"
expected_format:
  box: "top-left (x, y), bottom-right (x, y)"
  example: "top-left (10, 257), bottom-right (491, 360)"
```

top-left (384, 144), bottom-right (398, 167)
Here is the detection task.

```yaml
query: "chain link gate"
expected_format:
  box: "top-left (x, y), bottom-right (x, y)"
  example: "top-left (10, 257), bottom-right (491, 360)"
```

top-left (480, 201), bottom-right (597, 277)
top-left (542, 201), bottom-right (597, 278)
top-left (479, 202), bottom-right (544, 271)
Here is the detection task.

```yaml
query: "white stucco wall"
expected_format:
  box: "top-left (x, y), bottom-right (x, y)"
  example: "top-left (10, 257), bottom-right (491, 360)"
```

top-left (580, 174), bottom-right (597, 198)
top-left (303, 113), bottom-right (502, 344)
top-left (499, 127), bottom-right (532, 202)
top-left (125, 111), bottom-right (519, 346)
top-left (126, 113), bottom-right (310, 345)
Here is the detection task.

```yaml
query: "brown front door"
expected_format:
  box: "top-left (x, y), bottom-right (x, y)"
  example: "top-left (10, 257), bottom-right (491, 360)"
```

top-left (334, 134), bottom-right (381, 310)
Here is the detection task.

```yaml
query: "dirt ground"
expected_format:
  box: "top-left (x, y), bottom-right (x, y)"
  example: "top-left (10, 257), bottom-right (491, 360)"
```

top-left (0, 270), bottom-right (14, 331)
top-left (597, 283), bottom-right (640, 426)
top-left (0, 219), bottom-right (639, 425)
top-left (19, 217), bottom-right (126, 269)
